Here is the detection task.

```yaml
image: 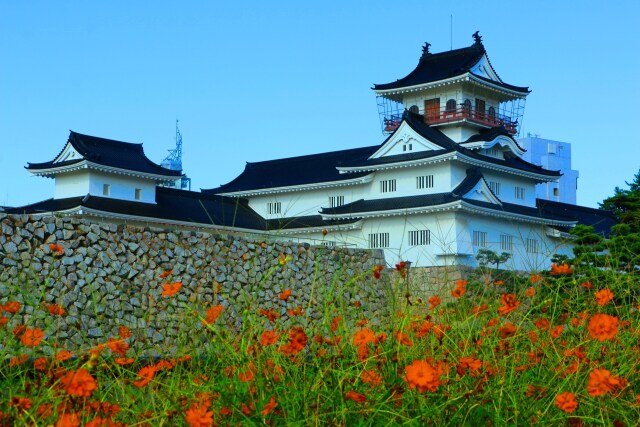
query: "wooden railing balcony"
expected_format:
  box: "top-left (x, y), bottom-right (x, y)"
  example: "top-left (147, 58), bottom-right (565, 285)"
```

top-left (424, 106), bottom-right (518, 133)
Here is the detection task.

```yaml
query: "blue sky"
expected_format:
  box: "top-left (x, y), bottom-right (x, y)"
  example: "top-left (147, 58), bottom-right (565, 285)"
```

top-left (1, 1), bottom-right (639, 208)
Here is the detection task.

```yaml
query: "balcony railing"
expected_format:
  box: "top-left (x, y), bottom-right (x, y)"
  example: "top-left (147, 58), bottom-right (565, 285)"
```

top-left (425, 106), bottom-right (517, 133)
top-left (383, 106), bottom-right (518, 134)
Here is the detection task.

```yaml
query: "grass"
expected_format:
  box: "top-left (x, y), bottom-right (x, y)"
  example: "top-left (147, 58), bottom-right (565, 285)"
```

top-left (1, 254), bottom-right (639, 426)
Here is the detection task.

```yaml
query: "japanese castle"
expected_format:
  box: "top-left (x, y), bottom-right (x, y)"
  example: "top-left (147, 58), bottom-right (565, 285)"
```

top-left (9, 33), bottom-right (615, 270)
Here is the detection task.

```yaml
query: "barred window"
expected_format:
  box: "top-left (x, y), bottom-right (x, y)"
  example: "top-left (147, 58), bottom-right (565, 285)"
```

top-left (489, 181), bottom-right (501, 196)
top-left (526, 238), bottom-right (539, 254)
top-left (368, 232), bottom-right (390, 249)
top-left (416, 175), bottom-right (434, 189)
top-left (322, 241), bottom-right (336, 247)
top-left (500, 234), bottom-right (513, 251)
top-left (380, 179), bottom-right (397, 193)
top-left (267, 202), bottom-right (281, 215)
top-left (329, 195), bottom-right (344, 208)
top-left (515, 187), bottom-right (526, 200)
top-left (473, 231), bottom-right (487, 247)
top-left (408, 229), bottom-right (431, 246)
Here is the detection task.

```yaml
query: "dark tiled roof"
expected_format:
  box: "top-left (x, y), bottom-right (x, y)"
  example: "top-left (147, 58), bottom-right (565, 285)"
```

top-left (27, 131), bottom-right (182, 177)
top-left (204, 146), bottom-right (378, 194)
top-left (322, 169), bottom-right (482, 215)
top-left (5, 187), bottom-right (267, 230)
top-left (266, 215), bottom-right (359, 231)
top-left (341, 112), bottom-right (559, 177)
top-left (536, 199), bottom-right (618, 236)
top-left (464, 126), bottom-right (517, 143)
top-left (373, 41), bottom-right (529, 94)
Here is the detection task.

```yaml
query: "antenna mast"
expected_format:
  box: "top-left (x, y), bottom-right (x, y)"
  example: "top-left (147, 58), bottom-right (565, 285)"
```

top-left (160, 120), bottom-right (191, 190)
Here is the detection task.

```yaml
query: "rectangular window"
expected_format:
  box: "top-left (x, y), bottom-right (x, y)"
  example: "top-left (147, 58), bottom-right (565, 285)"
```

top-left (500, 234), bottom-right (513, 252)
top-left (488, 181), bottom-right (501, 196)
top-left (322, 241), bottom-right (336, 247)
top-left (473, 231), bottom-right (487, 248)
top-left (368, 232), bottom-right (390, 249)
top-left (380, 179), bottom-right (397, 193)
top-left (134, 188), bottom-right (142, 200)
top-left (329, 195), bottom-right (345, 208)
top-left (515, 187), bottom-right (526, 200)
top-left (102, 184), bottom-right (110, 196)
top-left (408, 229), bottom-right (431, 246)
top-left (526, 238), bottom-right (539, 254)
top-left (267, 202), bottom-right (281, 215)
top-left (553, 188), bottom-right (559, 196)
top-left (416, 175), bottom-right (434, 189)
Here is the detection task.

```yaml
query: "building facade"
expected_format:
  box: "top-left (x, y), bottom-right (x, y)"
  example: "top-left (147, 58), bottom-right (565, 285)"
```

top-left (8, 33), bottom-right (616, 271)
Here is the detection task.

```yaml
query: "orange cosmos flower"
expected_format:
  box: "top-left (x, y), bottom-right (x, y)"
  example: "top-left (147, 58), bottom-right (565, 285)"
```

top-left (33, 357), bottom-right (48, 371)
top-left (353, 328), bottom-right (376, 347)
top-left (361, 369), bottom-right (382, 387)
top-left (48, 304), bottom-right (65, 316)
top-left (158, 269), bottom-right (173, 279)
top-left (524, 287), bottom-right (535, 297)
top-left (56, 412), bottom-right (81, 427)
top-left (133, 365), bottom-right (157, 388)
top-left (550, 263), bottom-right (573, 275)
top-left (55, 350), bottom-right (73, 362)
top-left (280, 327), bottom-right (307, 356)
top-left (261, 396), bottom-right (277, 416)
top-left (118, 326), bottom-right (132, 339)
top-left (550, 325), bottom-right (564, 339)
top-left (238, 363), bottom-right (256, 382)
top-left (587, 368), bottom-right (620, 397)
top-left (395, 331), bottom-right (413, 347)
top-left (330, 316), bottom-right (342, 333)
top-left (404, 359), bottom-right (441, 392)
top-left (114, 357), bottom-right (135, 366)
top-left (395, 261), bottom-right (407, 278)
top-left (581, 281), bottom-right (593, 289)
top-left (287, 306), bottom-right (304, 316)
top-left (530, 274), bottom-right (542, 283)
top-left (202, 305), bottom-right (224, 326)
top-left (499, 322), bottom-right (517, 339)
top-left (106, 338), bottom-right (129, 357)
top-left (60, 368), bottom-right (98, 397)
top-left (470, 304), bottom-right (489, 317)
top-left (373, 264), bottom-right (384, 279)
top-left (345, 390), bottom-right (367, 404)
top-left (20, 327), bottom-right (45, 347)
top-left (260, 330), bottom-right (279, 347)
top-left (493, 280), bottom-right (505, 286)
top-left (279, 289), bottom-right (292, 300)
top-left (534, 318), bottom-right (550, 330)
top-left (594, 289), bottom-right (614, 306)
top-left (9, 354), bottom-right (29, 366)
top-left (497, 293), bottom-right (520, 316)
top-left (2, 301), bottom-right (21, 314)
top-left (0, 315), bottom-right (8, 327)
top-left (588, 313), bottom-right (619, 341)
top-left (161, 281), bottom-right (182, 296)
top-left (48, 243), bottom-right (64, 255)
top-left (185, 403), bottom-right (214, 427)
top-left (555, 392), bottom-right (578, 413)
top-left (259, 309), bottom-right (280, 323)
top-left (428, 296), bottom-right (441, 309)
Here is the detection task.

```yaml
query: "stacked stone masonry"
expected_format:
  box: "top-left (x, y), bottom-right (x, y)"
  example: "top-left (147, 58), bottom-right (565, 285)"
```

top-left (0, 214), bottom-right (389, 357)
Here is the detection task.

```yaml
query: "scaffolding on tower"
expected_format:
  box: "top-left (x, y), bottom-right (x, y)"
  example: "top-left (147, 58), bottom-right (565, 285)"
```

top-left (160, 120), bottom-right (191, 190)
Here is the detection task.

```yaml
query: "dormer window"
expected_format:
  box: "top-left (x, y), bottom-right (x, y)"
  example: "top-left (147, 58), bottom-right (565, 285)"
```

top-left (102, 184), bottom-right (110, 196)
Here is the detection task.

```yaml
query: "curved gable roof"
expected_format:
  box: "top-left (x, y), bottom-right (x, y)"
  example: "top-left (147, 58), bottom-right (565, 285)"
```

top-left (373, 40), bottom-right (528, 94)
top-left (27, 131), bottom-right (182, 177)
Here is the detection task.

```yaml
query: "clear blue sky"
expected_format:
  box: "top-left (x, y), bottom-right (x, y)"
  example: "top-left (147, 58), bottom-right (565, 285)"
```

top-left (2, 1), bottom-right (639, 208)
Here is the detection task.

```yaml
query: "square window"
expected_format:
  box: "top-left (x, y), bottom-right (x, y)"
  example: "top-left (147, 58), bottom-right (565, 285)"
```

top-left (473, 231), bottom-right (487, 247)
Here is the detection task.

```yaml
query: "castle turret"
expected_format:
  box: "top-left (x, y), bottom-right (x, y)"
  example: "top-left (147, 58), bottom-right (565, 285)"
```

top-left (373, 32), bottom-right (529, 142)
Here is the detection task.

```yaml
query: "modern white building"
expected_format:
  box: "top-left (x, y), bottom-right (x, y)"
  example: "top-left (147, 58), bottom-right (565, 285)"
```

top-left (517, 134), bottom-right (579, 204)
top-left (9, 33), bottom-right (616, 271)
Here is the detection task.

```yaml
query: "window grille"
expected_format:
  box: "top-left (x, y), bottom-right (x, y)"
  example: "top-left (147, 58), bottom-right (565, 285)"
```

top-left (526, 238), bottom-right (539, 254)
top-left (409, 229), bottom-right (430, 246)
top-left (473, 231), bottom-right (487, 247)
top-left (380, 179), bottom-right (397, 193)
top-left (368, 232), bottom-right (390, 248)
top-left (489, 181), bottom-right (501, 196)
top-left (268, 202), bottom-right (281, 214)
top-left (329, 196), bottom-right (344, 208)
top-left (416, 175), bottom-right (434, 189)
top-left (500, 234), bottom-right (513, 251)
top-left (515, 187), bottom-right (526, 200)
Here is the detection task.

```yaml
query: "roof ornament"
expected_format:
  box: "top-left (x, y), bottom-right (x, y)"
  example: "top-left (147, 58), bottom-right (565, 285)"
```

top-left (419, 42), bottom-right (431, 62)
top-left (472, 31), bottom-right (482, 44)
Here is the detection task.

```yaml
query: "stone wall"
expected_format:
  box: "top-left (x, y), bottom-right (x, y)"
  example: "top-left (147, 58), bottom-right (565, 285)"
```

top-left (0, 214), bottom-right (390, 356)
